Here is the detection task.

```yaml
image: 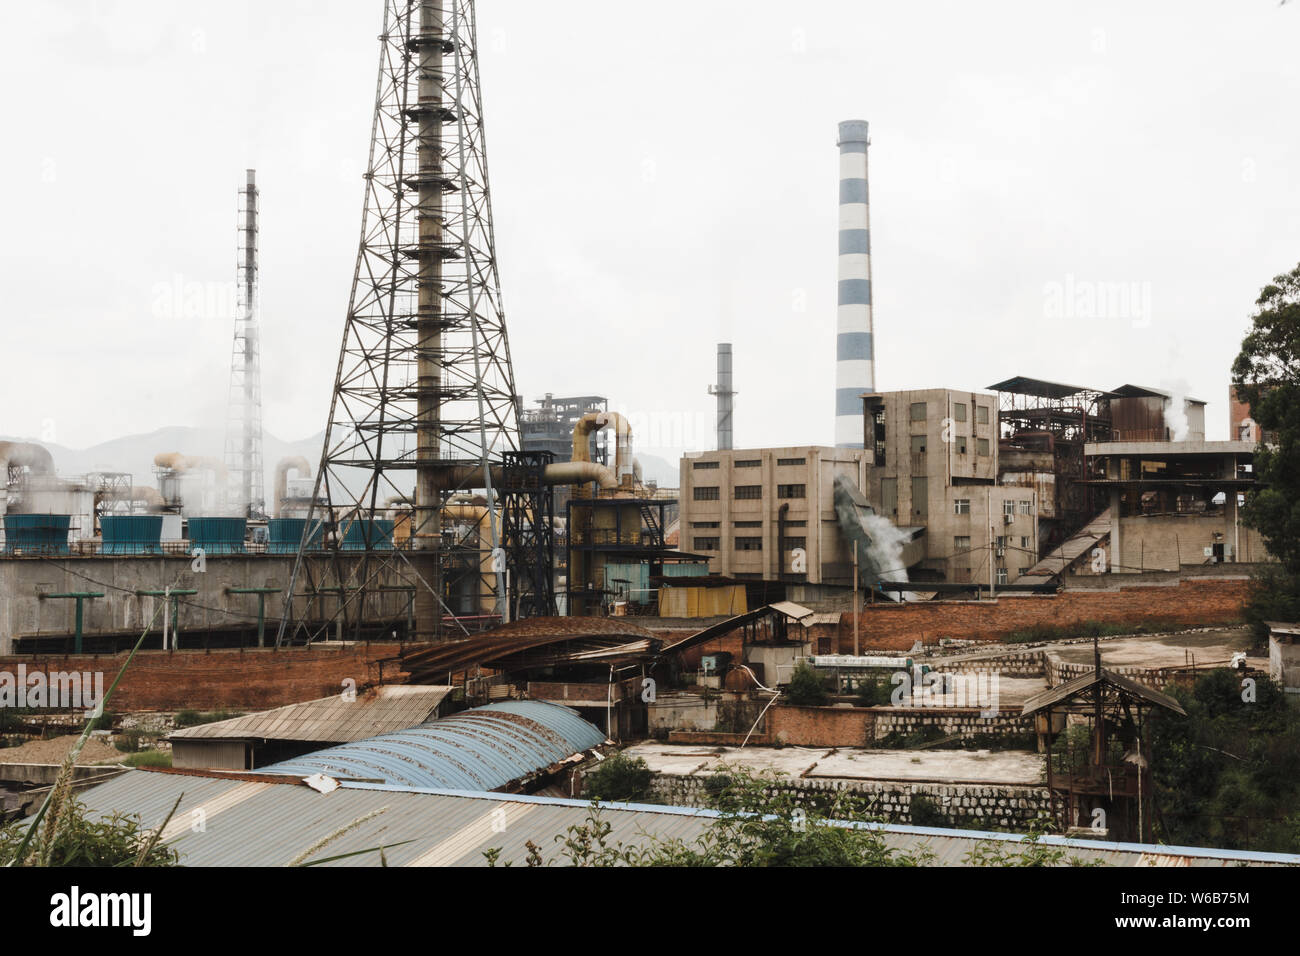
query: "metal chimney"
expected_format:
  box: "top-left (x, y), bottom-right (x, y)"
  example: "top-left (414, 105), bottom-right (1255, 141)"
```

top-left (835, 120), bottom-right (874, 449)
top-left (708, 342), bottom-right (735, 450)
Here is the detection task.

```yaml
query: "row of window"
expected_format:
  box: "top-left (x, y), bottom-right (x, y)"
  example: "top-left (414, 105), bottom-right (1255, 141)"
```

top-left (954, 535), bottom-right (1032, 551)
top-left (690, 520), bottom-right (808, 528)
top-left (690, 536), bottom-right (807, 552)
top-left (911, 435), bottom-right (991, 456)
top-left (693, 485), bottom-right (806, 501)
top-left (693, 457), bottom-right (807, 470)
top-left (910, 401), bottom-right (991, 424)
top-left (951, 498), bottom-right (1033, 515)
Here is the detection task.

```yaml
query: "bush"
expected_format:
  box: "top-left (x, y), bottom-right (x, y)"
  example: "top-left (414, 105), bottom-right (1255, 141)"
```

top-left (852, 677), bottom-right (893, 707)
top-left (120, 750), bottom-right (172, 768)
top-left (0, 796), bottom-right (179, 867)
top-left (583, 752), bottom-right (654, 802)
top-left (909, 795), bottom-right (946, 827)
top-left (786, 662), bottom-right (829, 707)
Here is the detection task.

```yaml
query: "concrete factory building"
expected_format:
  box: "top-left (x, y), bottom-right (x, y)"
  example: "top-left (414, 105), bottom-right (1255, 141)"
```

top-left (677, 446), bottom-right (923, 599)
top-left (861, 389), bottom-right (1037, 586)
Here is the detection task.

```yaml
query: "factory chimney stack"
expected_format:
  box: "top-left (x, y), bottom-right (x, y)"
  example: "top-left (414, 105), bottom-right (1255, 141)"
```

top-left (835, 120), bottom-right (874, 449)
top-left (708, 342), bottom-right (735, 451)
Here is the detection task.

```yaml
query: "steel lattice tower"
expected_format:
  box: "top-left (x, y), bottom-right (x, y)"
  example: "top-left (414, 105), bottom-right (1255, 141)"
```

top-left (277, 0), bottom-right (520, 646)
top-left (224, 169), bottom-right (266, 518)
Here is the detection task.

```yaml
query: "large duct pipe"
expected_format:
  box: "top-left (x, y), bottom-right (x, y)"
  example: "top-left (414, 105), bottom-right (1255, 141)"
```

top-left (571, 411), bottom-right (635, 485)
top-left (153, 453), bottom-right (229, 479)
top-left (835, 119), bottom-right (874, 449)
top-left (0, 442), bottom-right (56, 529)
top-left (709, 342), bottom-right (734, 451)
top-left (431, 460), bottom-right (618, 493)
top-left (274, 456), bottom-right (312, 518)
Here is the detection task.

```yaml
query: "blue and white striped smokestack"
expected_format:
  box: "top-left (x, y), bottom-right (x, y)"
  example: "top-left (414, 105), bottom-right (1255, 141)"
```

top-left (835, 119), bottom-right (874, 449)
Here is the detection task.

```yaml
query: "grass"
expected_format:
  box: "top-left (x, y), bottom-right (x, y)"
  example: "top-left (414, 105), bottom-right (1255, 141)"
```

top-left (118, 750), bottom-right (172, 768)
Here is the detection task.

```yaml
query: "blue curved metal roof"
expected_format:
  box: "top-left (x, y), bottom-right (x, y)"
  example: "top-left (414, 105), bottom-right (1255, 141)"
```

top-left (258, 700), bottom-right (607, 791)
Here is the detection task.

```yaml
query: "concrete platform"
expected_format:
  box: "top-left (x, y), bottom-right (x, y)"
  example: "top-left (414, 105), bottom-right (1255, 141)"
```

top-left (624, 742), bottom-right (1044, 786)
top-left (1050, 627), bottom-right (1263, 670)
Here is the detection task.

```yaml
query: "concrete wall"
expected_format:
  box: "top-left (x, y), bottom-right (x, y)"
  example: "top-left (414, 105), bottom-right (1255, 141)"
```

top-left (1270, 635), bottom-right (1300, 693)
top-left (0, 554), bottom-right (414, 654)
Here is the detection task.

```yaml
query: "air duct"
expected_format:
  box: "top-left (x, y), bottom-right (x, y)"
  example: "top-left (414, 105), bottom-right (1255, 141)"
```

top-left (274, 456), bottom-right (312, 518)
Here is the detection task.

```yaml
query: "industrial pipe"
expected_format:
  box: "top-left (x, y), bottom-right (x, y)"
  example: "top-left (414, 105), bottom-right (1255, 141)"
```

top-left (0, 441), bottom-right (56, 528)
top-left (274, 456), bottom-right (312, 517)
top-left (571, 411), bottom-right (635, 485)
top-left (153, 453), bottom-right (229, 479)
top-left (430, 461), bottom-right (618, 493)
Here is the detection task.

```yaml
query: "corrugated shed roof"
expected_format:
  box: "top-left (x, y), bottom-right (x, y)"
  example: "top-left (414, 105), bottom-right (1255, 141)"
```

top-left (1022, 667), bottom-right (1187, 716)
top-left (65, 770), bottom-right (1300, 867)
top-left (255, 700), bottom-right (607, 791)
top-left (169, 685), bottom-right (453, 743)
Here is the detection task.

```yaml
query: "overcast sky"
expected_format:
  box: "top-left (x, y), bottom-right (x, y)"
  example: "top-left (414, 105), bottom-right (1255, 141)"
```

top-left (2, 0), bottom-right (1297, 459)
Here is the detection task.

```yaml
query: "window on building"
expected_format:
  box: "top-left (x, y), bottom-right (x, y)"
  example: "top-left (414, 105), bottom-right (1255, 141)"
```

top-left (776, 457), bottom-right (804, 466)
top-left (733, 520), bottom-right (762, 528)
top-left (881, 478), bottom-right (897, 516)
top-left (956, 436), bottom-right (968, 455)
top-left (910, 402), bottom-right (927, 421)
top-left (912, 477), bottom-right (929, 517)
top-left (735, 459), bottom-right (762, 468)
top-left (910, 435), bottom-right (927, 454)
top-left (996, 568), bottom-right (1009, 585)
top-left (777, 484), bottom-right (806, 498)
top-left (693, 486), bottom-right (719, 501)
top-left (785, 520), bottom-right (807, 528)
top-left (734, 537), bottom-right (763, 551)
top-left (784, 536), bottom-right (807, 549)
top-left (977, 438), bottom-right (990, 456)
top-left (996, 535), bottom-right (1007, 548)
top-left (1021, 536), bottom-right (1031, 548)
top-left (734, 485), bottom-right (762, 499)
top-left (954, 499), bottom-right (970, 515)
top-left (954, 535), bottom-right (971, 551)
top-left (693, 537), bottom-right (719, 550)
top-left (954, 402), bottom-right (967, 422)
top-left (1003, 500), bottom-right (1015, 516)
top-left (690, 521), bottom-right (719, 528)
top-left (692, 460), bottom-right (719, 470)
top-left (976, 405), bottom-right (990, 425)
top-left (1018, 499), bottom-right (1032, 515)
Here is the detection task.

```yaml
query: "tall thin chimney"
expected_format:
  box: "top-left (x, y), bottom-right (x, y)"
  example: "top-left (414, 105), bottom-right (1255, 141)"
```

top-left (709, 342), bottom-right (735, 450)
top-left (835, 119), bottom-right (874, 449)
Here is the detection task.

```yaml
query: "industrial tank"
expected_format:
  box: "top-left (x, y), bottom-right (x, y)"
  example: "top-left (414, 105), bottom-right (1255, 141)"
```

top-left (100, 515), bottom-right (163, 555)
top-left (186, 517), bottom-right (247, 555)
top-left (3, 514), bottom-right (71, 554)
top-left (267, 517), bottom-right (324, 554)
top-left (341, 518), bottom-right (395, 551)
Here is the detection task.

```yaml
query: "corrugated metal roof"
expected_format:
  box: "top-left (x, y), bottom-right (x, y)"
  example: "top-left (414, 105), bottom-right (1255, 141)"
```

top-left (169, 685), bottom-right (453, 743)
top-left (255, 700), bottom-right (607, 791)
top-left (64, 770), bottom-right (1300, 867)
top-left (1022, 667), bottom-right (1187, 716)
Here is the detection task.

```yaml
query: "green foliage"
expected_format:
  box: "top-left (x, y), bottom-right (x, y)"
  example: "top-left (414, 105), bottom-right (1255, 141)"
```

top-left (785, 661), bottom-right (829, 707)
top-left (1006, 619), bottom-right (1185, 644)
top-left (0, 796), bottom-right (179, 867)
top-left (173, 709), bottom-right (239, 729)
top-left (909, 795), bottom-right (946, 827)
top-left (582, 752), bottom-right (654, 803)
top-left (1233, 260), bottom-right (1300, 575)
top-left (120, 750), bottom-right (172, 768)
top-left (1150, 667), bottom-right (1300, 853)
top-left (963, 829), bottom-right (1105, 867)
top-left (852, 676), bottom-right (893, 706)
top-left (1243, 564), bottom-right (1300, 647)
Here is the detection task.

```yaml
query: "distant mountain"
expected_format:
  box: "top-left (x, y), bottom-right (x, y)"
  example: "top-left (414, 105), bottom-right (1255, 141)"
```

top-left (2, 428), bottom-right (683, 501)
top-left (1, 427), bottom-right (325, 505)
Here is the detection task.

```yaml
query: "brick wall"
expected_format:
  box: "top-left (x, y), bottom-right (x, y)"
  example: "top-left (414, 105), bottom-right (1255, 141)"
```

top-left (839, 578), bottom-right (1248, 651)
top-left (766, 704), bottom-right (1031, 747)
top-left (0, 643), bottom-right (405, 712)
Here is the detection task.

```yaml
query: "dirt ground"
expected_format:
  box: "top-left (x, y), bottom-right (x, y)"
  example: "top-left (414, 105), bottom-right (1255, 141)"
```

top-left (0, 735), bottom-right (125, 766)
top-left (1049, 626), bottom-right (1262, 669)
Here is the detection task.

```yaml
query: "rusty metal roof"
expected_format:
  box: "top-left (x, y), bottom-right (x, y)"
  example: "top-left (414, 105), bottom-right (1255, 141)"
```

top-left (255, 700), bottom-right (607, 791)
top-left (1022, 668), bottom-right (1187, 717)
top-left (168, 685), bottom-right (452, 744)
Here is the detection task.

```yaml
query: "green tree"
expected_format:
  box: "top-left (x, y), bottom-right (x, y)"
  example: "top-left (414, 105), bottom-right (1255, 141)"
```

top-left (1232, 261), bottom-right (1300, 639)
top-left (785, 661), bottom-right (829, 706)
top-left (582, 752), bottom-right (654, 802)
